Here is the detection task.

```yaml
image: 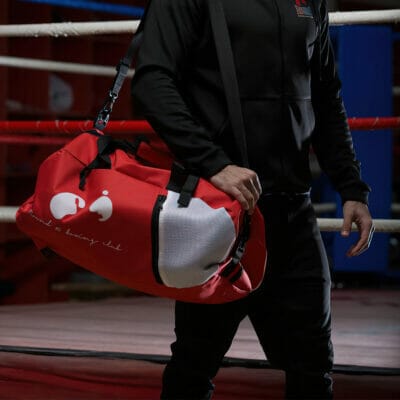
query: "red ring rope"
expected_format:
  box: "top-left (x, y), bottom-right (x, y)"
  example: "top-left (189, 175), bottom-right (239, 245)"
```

top-left (0, 120), bottom-right (154, 135)
top-left (347, 117), bottom-right (400, 130)
top-left (0, 135), bottom-right (68, 145)
top-left (0, 117), bottom-right (399, 146)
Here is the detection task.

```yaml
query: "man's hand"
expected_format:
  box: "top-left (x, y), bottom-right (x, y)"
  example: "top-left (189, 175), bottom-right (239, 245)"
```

top-left (341, 201), bottom-right (374, 257)
top-left (210, 165), bottom-right (262, 215)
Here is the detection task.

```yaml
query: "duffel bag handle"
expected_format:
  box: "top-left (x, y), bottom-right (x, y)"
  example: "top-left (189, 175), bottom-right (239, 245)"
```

top-left (79, 135), bottom-right (146, 190)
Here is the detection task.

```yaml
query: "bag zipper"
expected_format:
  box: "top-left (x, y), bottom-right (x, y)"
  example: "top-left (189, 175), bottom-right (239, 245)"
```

top-left (151, 194), bottom-right (167, 284)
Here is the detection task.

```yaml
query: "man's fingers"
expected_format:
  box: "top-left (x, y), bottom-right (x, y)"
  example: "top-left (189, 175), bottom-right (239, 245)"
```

top-left (341, 201), bottom-right (374, 257)
top-left (209, 165), bottom-right (261, 214)
top-left (346, 222), bottom-right (374, 257)
top-left (243, 174), bottom-right (261, 204)
top-left (242, 171), bottom-right (262, 213)
top-left (251, 174), bottom-right (262, 197)
top-left (367, 224), bottom-right (375, 247)
top-left (248, 172), bottom-right (262, 197)
top-left (231, 186), bottom-right (251, 213)
top-left (219, 184), bottom-right (255, 214)
top-left (346, 231), bottom-right (367, 257)
top-left (238, 183), bottom-right (257, 213)
top-left (229, 183), bottom-right (257, 214)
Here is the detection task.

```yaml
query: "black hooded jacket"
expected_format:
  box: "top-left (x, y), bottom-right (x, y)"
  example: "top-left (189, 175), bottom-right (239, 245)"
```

top-left (131, 0), bottom-right (370, 204)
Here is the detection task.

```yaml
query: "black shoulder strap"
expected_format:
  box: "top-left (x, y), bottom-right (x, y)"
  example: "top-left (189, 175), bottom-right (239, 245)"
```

top-left (93, 3), bottom-right (151, 130)
top-left (207, 0), bottom-right (249, 168)
top-left (310, 0), bottom-right (322, 82)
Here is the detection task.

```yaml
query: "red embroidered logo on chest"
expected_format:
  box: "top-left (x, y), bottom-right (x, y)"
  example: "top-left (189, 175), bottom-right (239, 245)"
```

top-left (294, 0), bottom-right (313, 18)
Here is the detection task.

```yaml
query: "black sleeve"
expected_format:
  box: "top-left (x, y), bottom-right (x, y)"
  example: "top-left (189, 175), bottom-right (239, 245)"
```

top-left (131, 0), bottom-right (232, 177)
top-left (311, 0), bottom-right (371, 205)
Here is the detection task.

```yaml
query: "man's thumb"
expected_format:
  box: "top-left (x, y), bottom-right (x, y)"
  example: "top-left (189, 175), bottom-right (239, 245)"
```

top-left (341, 213), bottom-right (353, 237)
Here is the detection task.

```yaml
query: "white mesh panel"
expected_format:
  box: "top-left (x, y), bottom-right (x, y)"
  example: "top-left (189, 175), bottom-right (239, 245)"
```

top-left (158, 191), bottom-right (236, 288)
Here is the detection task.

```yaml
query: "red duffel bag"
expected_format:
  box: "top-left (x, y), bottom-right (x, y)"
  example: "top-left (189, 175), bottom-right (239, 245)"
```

top-left (16, 0), bottom-right (267, 303)
top-left (16, 130), bottom-right (266, 303)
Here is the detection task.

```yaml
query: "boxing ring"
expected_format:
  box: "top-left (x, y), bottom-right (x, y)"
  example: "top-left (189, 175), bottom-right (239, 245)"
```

top-left (0, 5), bottom-right (400, 400)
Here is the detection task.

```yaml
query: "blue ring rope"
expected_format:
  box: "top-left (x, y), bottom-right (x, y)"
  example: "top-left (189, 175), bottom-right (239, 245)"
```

top-left (19, 0), bottom-right (144, 18)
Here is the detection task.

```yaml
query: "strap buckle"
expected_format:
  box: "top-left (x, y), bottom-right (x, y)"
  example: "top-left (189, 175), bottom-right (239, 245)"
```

top-left (93, 91), bottom-right (118, 130)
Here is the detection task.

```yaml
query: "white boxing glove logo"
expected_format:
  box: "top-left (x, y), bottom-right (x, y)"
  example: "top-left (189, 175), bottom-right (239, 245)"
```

top-left (49, 190), bottom-right (113, 222)
top-left (89, 190), bottom-right (113, 222)
top-left (50, 192), bottom-right (86, 220)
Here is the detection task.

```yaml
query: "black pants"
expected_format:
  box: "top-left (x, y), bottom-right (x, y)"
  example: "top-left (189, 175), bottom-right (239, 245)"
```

top-left (161, 194), bottom-right (334, 399)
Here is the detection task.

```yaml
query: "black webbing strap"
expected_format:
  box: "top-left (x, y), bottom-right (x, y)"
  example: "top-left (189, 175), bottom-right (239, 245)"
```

top-left (178, 175), bottom-right (200, 207)
top-left (208, 0), bottom-right (249, 168)
top-left (93, 34), bottom-right (141, 130)
top-left (208, 0), bottom-right (252, 274)
top-left (220, 213), bottom-right (251, 282)
top-left (310, 0), bottom-right (322, 82)
top-left (167, 164), bottom-right (200, 208)
top-left (93, 4), bottom-right (152, 130)
top-left (79, 154), bottom-right (111, 190)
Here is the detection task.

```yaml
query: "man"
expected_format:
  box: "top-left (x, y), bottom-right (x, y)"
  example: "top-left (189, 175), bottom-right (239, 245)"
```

top-left (131, 0), bottom-right (374, 398)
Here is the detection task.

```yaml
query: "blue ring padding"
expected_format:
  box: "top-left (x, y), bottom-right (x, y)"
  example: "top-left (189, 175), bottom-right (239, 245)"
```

top-left (19, 0), bottom-right (144, 17)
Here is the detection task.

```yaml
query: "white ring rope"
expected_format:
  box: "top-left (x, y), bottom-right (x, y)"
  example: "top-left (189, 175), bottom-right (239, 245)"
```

top-left (2, 204), bottom-right (398, 220)
top-left (314, 203), bottom-right (400, 214)
top-left (0, 56), bottom-right (134, 77)
top-left (0, 20), bottom-right (141, 37)
top-left (0, 56), bottom-right (398, 92)
top-left (1, 206), bottom-right (400, 232)
top-left (0, 10), bottom-right (399, 38)
top-left (0, 207), bottom-right (18, 223)
top-left (317, 219), bottom-right (400, 233)
top-left (329, 9), bottom-right (400, 25)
